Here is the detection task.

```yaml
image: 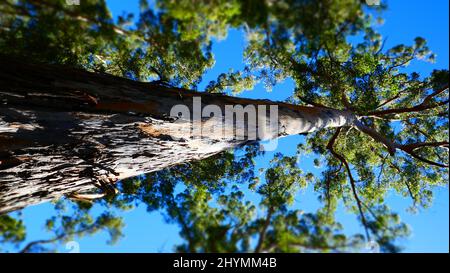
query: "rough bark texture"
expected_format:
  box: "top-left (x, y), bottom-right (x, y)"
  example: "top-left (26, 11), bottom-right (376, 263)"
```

top-left (0, 57), bottom-right (355, 214)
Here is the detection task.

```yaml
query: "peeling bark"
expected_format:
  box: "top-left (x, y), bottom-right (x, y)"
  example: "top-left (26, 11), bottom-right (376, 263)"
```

top-left (0, 57), bottom-right (355, 214)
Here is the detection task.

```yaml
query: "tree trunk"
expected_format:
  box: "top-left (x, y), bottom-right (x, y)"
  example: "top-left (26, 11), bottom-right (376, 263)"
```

top-left (0, 57), bottom-right (355, 214)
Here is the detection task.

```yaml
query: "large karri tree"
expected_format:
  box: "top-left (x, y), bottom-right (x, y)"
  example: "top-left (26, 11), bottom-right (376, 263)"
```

top-left (0, 0), bottom-right (448, 252)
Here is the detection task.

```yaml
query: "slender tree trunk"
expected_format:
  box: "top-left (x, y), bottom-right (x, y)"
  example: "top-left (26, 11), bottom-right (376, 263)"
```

top-left (0, 57), bottom-right (355, 214)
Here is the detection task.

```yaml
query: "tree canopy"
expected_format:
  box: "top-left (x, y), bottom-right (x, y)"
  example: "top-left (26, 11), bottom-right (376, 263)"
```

top-left (0, 0), bottom-right (448, 253)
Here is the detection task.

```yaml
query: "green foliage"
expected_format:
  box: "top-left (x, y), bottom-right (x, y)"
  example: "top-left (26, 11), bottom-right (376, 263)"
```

top-left (0, 0), bottom-right (447, 253)
top-left (205, 69), bottom-right (256, 94)
top-left (0, 214), bottom-right (26, 251)
top-left (0, 0), bottom-right (214, 88)
top-left (158, 0), bottom-right (241, 40)
top-left (111, 149), bottom-right (378, 253)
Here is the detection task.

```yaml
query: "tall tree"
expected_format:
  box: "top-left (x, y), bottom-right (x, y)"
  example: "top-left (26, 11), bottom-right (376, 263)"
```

top-left (0, 0), bottom-right (448, 252)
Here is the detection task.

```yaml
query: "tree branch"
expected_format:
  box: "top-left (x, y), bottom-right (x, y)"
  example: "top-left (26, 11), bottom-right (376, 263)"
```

top-left (19, 225), bottom-right (93, 253)
top-left (297, 96), bottom-right (331, 108)
top-left (354, 120), bottom-right (449, 167)
top-left (353, 120), bottom-right (397, 155)
top-left (367, 85), bottom-right (449, 117)
top-left (326, 128), bottom-right (371, 241)
top-left (374, 85), bottom-right (426, 110)
top-left (398, 148), bottom-right (448, 168)
top-left (401, 141), bottom-right (449, 151)
top-left (375, 153), bottom-right (418, 205)
top-left (255, 206), bottom-right (274, 253)
top-left (19, 235), bottom-right (65, 253)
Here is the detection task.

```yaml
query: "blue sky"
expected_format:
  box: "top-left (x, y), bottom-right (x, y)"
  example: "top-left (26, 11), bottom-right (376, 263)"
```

top-left (3, 0), bottom-right (448, 253)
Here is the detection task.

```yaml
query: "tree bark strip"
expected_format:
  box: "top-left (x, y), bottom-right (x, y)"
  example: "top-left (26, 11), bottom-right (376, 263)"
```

top-left (0, 57), bottom-right (355, 214)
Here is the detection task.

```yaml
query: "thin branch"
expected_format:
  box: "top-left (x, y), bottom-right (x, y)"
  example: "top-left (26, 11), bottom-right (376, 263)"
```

top-left (255, 176), bottom-right (275, 253)
top-left (374, 85), bottom-right (423, 110)
top-left (375, 37), bottom-right (388, 56)
top-left (323, 44), bottom-right (355, 111)
top-left (386, 46), bottom-right (419, 73)
top-left (404, 120), bottom-right (435, 140)
top-left (375, 153), bottom-right (418, 205)
top-left (399, 149), bottom-right (448, 168)
top-left (401, 141), bottom-right (449, 151)
top-left (326, 128), bottom-right (371, 241)
top-left (19, 225), bottom-right (93, 253)
top-left (325, 162), bottom-right (343, 215)
top-left (19, 235), bottom-right (66, 253)
top-left (403, 180), bottom-right (417, 206)
top-left (297, 96), bottom-right (331, 108)
top-left (376, 154), bottom-right (388, 184)
top-left (367, 85), bottom-right (449, 117)
top-left (387, 56), bottom-right (414, 73)
top-left (255, 206), bottom-right (274, 253)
